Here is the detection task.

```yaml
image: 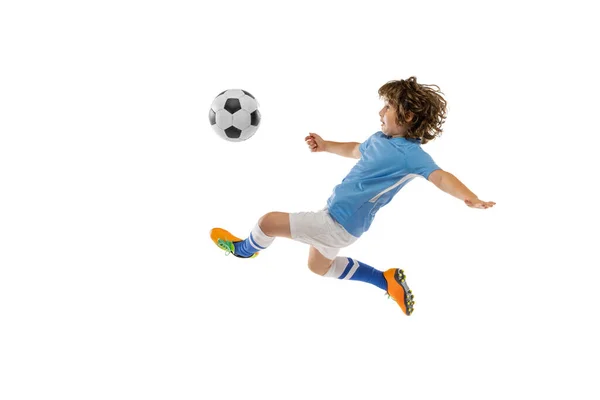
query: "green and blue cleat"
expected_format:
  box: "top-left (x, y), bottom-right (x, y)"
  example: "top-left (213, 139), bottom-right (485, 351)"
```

top-left (210, 227), bottom-right (258, 259)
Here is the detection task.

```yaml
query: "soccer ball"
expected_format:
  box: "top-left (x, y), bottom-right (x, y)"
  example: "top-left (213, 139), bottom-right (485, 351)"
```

top-left (208, 89), bottom-right (261, 142)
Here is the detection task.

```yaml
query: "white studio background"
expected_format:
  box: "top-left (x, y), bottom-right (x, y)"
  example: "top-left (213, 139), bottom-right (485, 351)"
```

top-left (1, 1), bottom-right (599, 399)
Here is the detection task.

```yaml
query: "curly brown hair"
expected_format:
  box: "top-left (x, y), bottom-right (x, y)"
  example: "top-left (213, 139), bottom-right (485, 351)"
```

top-left (378, 76), bottom-right (447, 144)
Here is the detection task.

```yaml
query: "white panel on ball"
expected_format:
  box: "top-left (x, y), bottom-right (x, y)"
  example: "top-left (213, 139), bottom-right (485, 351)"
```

top-left (239, 95), bottom-right (258, 113)
top-left (232, 110), bottom-right (251, 130)
top-left (240, 125), bottom-right (258, 141)
top-left (224, 89), bottom-right (245, 99)
top-left (215, 109), bottom-right (233, 128)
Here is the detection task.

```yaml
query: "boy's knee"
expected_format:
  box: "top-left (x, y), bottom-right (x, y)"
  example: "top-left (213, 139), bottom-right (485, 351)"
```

top-left (257, 211), bottom-right (291, 239)
top-left (307, 256), bottom-right (334, 276)
top-left (258, 212), bottom-right (276, 234)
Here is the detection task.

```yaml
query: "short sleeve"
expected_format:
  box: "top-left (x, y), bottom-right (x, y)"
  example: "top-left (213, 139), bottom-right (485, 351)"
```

top-left (359, 132), bottom-right (378, 155)
top-left (407, 148), bottom-right (440, 179)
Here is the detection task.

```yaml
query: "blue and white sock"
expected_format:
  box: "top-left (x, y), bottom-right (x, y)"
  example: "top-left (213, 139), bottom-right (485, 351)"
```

top-left (233, 223), bottom-right (275, 257)
top-left (324, 257), bottom-right (387, 291)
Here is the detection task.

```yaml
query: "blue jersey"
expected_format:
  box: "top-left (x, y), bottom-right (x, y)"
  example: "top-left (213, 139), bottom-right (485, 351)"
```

top-left (326, 131), bottom-right (440, 237)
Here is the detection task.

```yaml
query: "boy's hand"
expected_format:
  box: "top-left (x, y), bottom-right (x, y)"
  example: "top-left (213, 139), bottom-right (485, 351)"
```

top-left (465, 198), bottom-right (496, 209)
top-left (305, 133), bottom-right (326, 153)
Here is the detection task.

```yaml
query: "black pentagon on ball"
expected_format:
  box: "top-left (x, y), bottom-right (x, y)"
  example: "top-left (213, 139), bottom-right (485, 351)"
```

top-left (225, 126), bottom-right (242, 139)
top-left (209, 108), bottom-right (216, 125)
top-left (250, 109), bottom-right (261, 126)
top-left (224, 98), bottom-right (242, 114)
top-left (242, 90), bottom-right (255, 99)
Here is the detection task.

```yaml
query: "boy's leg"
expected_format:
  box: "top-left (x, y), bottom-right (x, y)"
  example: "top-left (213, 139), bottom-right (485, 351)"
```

top-left (306, 246), bottom-right (336, 275)
top-left (308, 246), bottom-right (415, 316)
top-left (257, 212), bottom-right (292, 238)
top-left (210, 211), bottom-right (290, 258)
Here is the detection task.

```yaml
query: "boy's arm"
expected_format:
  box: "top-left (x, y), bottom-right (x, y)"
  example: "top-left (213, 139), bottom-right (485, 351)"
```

top-left (324, 141), bottom-right (361, 159)
top-left (305, 133), bottom-right (361, 159)
top-left (428, 169), bottom-right (496, 209)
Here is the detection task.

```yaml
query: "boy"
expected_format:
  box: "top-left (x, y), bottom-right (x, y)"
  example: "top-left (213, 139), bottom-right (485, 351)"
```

top-left (210, 77), bottom-right (495, 316)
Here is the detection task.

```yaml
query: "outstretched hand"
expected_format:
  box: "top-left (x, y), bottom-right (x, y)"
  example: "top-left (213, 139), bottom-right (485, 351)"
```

top-left (305, 133), bottom-right (326, 152)
top-left (465, 198), bottom-right (496, 209)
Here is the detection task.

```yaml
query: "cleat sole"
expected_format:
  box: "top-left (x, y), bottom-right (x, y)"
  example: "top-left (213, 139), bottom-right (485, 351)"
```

top-left (383, 268), bottom-right (415, 316)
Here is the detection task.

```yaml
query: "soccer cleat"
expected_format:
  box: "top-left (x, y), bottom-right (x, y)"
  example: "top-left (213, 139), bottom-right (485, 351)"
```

top-left (210, 227), bottom-right (258, 259)
top-left (383, 268), bottom-right (415, 316)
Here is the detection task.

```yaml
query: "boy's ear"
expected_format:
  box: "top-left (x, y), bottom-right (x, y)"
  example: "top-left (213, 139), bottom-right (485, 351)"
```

top-left (405, 111), bottom-right (415, 123)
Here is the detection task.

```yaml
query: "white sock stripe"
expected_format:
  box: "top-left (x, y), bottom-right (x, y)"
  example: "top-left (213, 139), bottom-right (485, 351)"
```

top-left (325, 257), bottom-right (348, 278)
top-left (324, 264), bottom-right (337, 278)
top-left (342, 259), bottom-right (360, 280)
top-left (251, 223), bottom-right (275, 249)
top-left (248, 234), bottom-right (263, 250)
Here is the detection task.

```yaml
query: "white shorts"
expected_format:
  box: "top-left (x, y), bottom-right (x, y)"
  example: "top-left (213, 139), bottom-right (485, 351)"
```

top-left (289, 208), bottom-right (358, 260)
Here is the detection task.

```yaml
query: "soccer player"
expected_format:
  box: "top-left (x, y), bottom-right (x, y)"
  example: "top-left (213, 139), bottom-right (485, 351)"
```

top-left (210, 77), bottom-right (495, 316)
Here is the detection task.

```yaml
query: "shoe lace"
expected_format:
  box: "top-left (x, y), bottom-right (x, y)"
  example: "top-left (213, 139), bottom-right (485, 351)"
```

top-left (217, 239), bottom-right (234, 256)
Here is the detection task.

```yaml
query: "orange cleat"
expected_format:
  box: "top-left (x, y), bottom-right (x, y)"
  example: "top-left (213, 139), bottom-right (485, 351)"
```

top-left (383, 268), bottom-right (415, 316)
top-left (210, 227), bottom-right (258, 259)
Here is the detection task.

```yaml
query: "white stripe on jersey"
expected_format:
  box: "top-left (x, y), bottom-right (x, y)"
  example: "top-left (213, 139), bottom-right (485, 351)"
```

top-left (369, 173), bottom-right (420, 203)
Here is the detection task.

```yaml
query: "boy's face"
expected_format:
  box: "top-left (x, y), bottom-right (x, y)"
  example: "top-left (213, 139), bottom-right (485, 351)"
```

top-left (379, 100), bottom-right (403, 136)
